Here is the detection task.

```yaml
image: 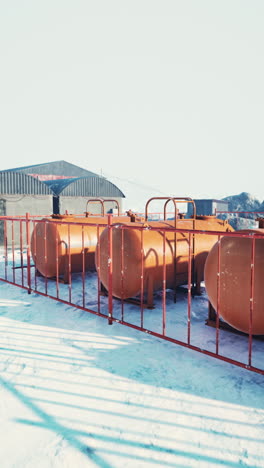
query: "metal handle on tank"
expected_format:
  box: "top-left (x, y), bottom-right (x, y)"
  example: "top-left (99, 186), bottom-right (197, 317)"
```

top-left (85, 198), bottom-right (120, 216)
top-left (104, 199), bottom-right (120, 215)
top-left (145, 197), bottom-right (196, 228)
top-left (86, 199), bottom-right (105, 216)
top-left (164, 198), bottom-right (196, 227)
top-left (145, 197), bottom-right (178, 222)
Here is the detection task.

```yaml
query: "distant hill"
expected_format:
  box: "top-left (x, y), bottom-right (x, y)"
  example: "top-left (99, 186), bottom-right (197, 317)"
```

top-left (222, 192), bottom-right (264, 215)
top-left (221, 192), bottom-right (264, 229)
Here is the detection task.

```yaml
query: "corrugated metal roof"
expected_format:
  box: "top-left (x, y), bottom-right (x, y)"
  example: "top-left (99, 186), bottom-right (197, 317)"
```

top-left (2, 161), bottom-right (55, 172)
top-left (44, 178), bottom-right (75, 194)
top-left (44, 177), bottom-right (125, 198)
top-left (0, 172), bottom-right (53, 195)
top-left (2, 160), bottom-right (98, 178)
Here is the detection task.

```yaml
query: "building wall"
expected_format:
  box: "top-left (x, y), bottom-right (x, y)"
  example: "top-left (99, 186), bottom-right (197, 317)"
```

top-left (0, 194), bottom-right (124, 217)
top-left (212, 200), bottom-right (229, 214)
top-left (0, 195), bottom-right (124, 244)
top-left (1, 195), bottom-right (53, 217)
top-left (0, 195), bottom-right (53, 245)
top-left (59, 196), bottom-right (123, 215)
top-left (195, 200), bottom-right (214, 216)
top-left (187, 199), bottom-right (229, 217)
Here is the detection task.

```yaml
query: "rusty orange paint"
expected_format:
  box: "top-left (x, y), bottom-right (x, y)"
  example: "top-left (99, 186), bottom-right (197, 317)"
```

top-left (95, 217), bottom-right (234, 301)
top-left (30, 214), bottom-right (132, 278)
top-left (204, 229), bottom-right (264, 335)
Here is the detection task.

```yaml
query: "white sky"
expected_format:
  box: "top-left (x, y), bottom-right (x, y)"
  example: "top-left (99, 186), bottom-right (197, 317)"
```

top-left (0, 1), bottom-right (264, 202)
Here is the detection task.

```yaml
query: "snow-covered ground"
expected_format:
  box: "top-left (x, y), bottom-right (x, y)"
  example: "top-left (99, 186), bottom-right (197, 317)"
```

top-left (1, 250), bottom-right (264, 467)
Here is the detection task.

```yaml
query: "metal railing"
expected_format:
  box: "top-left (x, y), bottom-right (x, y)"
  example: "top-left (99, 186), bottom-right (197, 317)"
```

top-left (0, 213), bottom-right (263, 375)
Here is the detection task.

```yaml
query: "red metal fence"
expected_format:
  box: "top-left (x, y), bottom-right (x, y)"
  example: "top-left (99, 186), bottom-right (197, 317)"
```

top-left (0, 214), bottom-right (263, 375)
top-left (216, 210), bottom-right (264, 217)
top-left (215, 210), bottom-right (264, 230)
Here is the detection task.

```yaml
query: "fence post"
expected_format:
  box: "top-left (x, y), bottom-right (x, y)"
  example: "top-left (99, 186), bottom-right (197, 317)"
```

top-left (107, 214), bottom-right (113, 325)
top-left (26, 212), bottom-right (31, 294)
top-left (216, 235), bottom-right (221, 355)
top-left (4, 219), bottom-right (8, 280)
top-left (248, 235), bottom-right (255, 367)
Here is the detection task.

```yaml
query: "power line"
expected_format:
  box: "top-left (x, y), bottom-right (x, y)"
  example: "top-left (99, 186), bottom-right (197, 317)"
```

top-left (103, 172), bottom-right (167, 195)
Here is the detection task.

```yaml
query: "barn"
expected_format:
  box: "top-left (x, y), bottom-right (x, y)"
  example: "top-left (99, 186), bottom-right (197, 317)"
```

top-left (0, 161), bottom-right (125, 216)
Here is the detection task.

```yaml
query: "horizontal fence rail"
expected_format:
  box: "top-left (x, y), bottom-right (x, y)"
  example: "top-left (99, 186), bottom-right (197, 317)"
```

top-left (0, 214), bottom-right (263, 375)
top-left (216, 211), bottom-right (264, 215)
top-left (215, 210), bottom-right (264, 231)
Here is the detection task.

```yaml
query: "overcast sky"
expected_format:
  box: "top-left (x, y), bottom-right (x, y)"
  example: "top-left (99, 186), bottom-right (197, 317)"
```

top-left (1, 1), bottom-right (263, 202)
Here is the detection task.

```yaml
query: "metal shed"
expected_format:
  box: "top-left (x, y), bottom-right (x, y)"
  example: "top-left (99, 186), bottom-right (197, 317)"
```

top-left (1, 161), bottom-right (125, 215)
top-left (3, 160), bottom-right (98, 179)
top-left (44, 176), bottom-right (124, 197)
top-left (0, 171), bottom-right (53, 217)
top-left (44, 176), bottom-right (125, 214)
top-left (187, 199), bottom-right (229, 217)
top-left (0, 172), bottom-right (54, 245)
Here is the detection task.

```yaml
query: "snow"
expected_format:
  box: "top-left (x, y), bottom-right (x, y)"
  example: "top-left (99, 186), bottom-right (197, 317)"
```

top-left (1, 254), bottom-right (264, 467)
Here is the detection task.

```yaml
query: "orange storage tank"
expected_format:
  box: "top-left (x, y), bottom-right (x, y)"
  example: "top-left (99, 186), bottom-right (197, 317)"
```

top-left (204, 229), bottom-right (264, 335)
top-left (95, 216), bottom-right (234, 304)
top-left (31, 214), bottom-right (133, 280)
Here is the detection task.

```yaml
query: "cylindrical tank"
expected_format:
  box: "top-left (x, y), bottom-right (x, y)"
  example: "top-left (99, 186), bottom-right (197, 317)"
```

top-left (95, 216), bottom-right (234, 300)
top-left (204, 229), bottom-right (264, 335)
top-left (31, 214), bottom-right (132, 278)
